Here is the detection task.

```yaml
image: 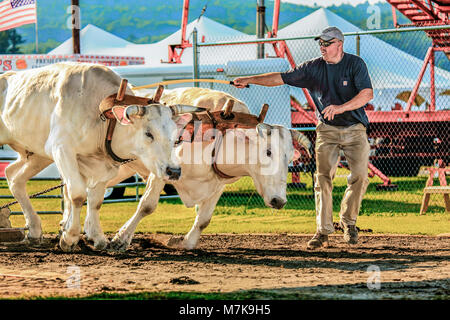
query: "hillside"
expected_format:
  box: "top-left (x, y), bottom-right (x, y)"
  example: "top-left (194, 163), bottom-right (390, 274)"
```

top-left (5, 0), bottom-right (448, 70)
top-left (14, 0), bottom-right (405, 49)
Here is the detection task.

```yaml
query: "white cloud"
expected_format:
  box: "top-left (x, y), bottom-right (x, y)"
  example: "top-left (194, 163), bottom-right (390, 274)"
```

top-left (280, 0), bottom-right (385, 7)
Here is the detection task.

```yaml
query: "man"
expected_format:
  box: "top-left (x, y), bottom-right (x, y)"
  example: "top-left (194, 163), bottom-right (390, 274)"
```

top-left (232, 26), bottom-right (373, 249)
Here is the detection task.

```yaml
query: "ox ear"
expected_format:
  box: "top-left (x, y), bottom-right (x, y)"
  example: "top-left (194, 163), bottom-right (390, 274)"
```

top-left (290, 129), bottom-right (312, 158)
top-left (111, 106), bottom-right (132, 125)
top-left (256, 123), bottom-right (272, 137)
top-left (293, 149), bottom-right (301, 162)
top-left (112, 105), bottom-right (147, 125)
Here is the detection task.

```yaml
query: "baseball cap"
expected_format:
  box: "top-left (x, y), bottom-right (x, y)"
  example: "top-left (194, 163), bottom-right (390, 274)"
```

top-left (314, 26), bottom-right (344, 42)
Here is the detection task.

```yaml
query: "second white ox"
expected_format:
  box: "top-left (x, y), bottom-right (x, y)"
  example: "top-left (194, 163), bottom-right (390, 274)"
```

top-left (107, 87), bottom-right (312, 251)
top-left (0, 63), bottom-right (201, 251)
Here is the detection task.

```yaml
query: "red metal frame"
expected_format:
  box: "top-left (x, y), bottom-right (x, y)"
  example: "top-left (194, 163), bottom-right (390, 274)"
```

top-left (171, 0), bottom-right (448, 183)
top-left (290, 1), bottom-right (449, 185)
top-left (405, 46), bottom-right (449, 111)
top-left (268, 1), bottom-right (317, 112)
top-left (380, 1), bottom-right (449, 174)
top-left (164, 0), bottom-right (192, 63)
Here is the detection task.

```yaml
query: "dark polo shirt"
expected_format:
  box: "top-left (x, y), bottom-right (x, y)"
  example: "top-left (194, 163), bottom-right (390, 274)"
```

top-left (281, 52), bottom-right (372, 127)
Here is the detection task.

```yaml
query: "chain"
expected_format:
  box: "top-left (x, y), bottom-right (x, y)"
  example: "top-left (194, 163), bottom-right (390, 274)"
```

top-left (0, 158), bottom-right (135, 210)
top-left (0, 182), bottom-right (66, 210)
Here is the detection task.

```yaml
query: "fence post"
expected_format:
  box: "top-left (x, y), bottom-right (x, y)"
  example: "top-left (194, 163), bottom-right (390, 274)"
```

top-left (257, 0), bottom-right (265, 59)
top-left (60, 184), bottom-right (64, 214)
top-left (135, 174), bottom-right (139, 201)
top-left (356, 33), bottom-right (360, 56)
top-left (193, 27), bottom-right (199, 87)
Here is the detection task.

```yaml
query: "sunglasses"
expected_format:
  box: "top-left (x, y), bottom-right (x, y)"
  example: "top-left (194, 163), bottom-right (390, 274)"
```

top-left (318, 40), bottom-right (338, 47)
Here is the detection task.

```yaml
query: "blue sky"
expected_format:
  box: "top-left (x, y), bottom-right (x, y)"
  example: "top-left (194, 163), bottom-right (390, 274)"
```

top-left (281, 0), bottom-right (385, 6)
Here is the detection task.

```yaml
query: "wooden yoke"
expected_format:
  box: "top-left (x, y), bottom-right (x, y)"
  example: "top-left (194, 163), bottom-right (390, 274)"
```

top-left (153, 85), bottom-right (164, 103)
top-left (99, 79), bottom-right (154, 116)
top-left (99, 78), bottom-right (158, 163)
top-left (181, 104), bottom-right (270, 142)
top-left (116, 79), bottom-right (127, 101)
top-left (208, 103), bottom-right (270, 179)
top-left (257, 104), bottom-right (269, 123)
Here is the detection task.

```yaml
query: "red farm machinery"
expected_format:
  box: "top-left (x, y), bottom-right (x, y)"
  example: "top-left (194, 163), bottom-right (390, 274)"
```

top-left (290, 0), bottom-right (450, 189)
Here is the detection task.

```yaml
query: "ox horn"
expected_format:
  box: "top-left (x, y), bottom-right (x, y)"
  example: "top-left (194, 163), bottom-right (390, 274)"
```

top-left (169, 104), bottom-right (207, 116)
top-left (125, 105), bottom-right (147, 119)
top-left (290, 130), bottom-right (312, 158)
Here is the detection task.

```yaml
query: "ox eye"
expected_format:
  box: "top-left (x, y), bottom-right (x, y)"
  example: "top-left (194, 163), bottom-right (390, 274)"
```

top-left (266, 149), bottom-right (272, 157)
top-left (145, 131), bottom-right (154, 140)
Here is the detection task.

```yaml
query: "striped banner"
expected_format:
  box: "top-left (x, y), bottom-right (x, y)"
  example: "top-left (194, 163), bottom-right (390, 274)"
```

top-left (0, 54), bottom-right (145, 72)
top-left (0, 0), bottom-right (36, 32)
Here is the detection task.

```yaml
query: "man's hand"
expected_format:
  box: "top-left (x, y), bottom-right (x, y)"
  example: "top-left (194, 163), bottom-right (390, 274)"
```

top-left (232, 77), bottom-right (251, 88)
top-left (322, 104), bottom-right (343, 121)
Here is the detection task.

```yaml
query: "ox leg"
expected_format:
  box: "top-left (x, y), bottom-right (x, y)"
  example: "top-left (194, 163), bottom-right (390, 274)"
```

top-left (110, 174), bottom-right (165, 252)
top-left (172, 189), bottom-right (224, 250)
top-left (53, 147), bottom-right (87, 252)
top-left (59, 185), bottom-right (71, 236)
top-left (83, 182), bottom-right (109, 250)
top-left (5, 153), bottom-right (52, 242)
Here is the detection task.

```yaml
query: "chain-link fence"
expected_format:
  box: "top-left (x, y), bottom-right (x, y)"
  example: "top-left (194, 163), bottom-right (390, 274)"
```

top-left (193, 26), bottom-right (449, 214)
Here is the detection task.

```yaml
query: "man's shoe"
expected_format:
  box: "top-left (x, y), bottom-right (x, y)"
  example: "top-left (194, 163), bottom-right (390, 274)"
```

top-left (341, 223), bottom-right (358, 244)
top-left (307, 232), bottom-right (329, 249)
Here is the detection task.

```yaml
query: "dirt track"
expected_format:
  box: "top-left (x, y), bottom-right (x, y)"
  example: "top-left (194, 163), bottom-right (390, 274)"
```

top-left (0, 233), bottom-right (449, 299)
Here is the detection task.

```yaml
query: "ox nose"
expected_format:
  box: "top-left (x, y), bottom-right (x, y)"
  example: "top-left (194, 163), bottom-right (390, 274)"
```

top-left (166, 166), bottom-right (181, 180)
top-left (270, 197), bottom-right (286, 210)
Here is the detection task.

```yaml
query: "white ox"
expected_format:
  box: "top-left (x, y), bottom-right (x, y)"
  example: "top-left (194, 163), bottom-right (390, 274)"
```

top-left (0, 63), bottom-right (200, 251)
top-left (106, 87), bottom-right (312, 251)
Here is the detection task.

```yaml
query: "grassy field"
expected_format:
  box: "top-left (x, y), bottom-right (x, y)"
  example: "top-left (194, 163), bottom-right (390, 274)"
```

top-left (2, 168), bottom-right (449, 236)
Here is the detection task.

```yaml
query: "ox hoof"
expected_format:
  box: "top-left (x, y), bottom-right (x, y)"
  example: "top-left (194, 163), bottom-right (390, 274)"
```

top-left (59, 234), bottom-right (79, 252)
top-left (167, 236), bottom-right (186, 249)
top-left (93, 238), bottom-right (109, 251)
top-left (84, 234), bottom-right (109, 251)
top-left (108, 237), bottom-right (130, 253)
top-left (23, 234), bottom-right (43, 247)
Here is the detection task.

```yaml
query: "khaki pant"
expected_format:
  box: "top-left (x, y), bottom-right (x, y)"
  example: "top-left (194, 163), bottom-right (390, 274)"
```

top-left (314, 121), bottom-right (370, 235)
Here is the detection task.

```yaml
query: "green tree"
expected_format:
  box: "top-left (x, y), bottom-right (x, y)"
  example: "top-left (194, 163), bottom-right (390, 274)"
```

top-left (8, 29), bottom-right (24, 53)
top-left (0, 31), bottom-right (10, 53)
top-left (0, 29), bottom-right (24, 53)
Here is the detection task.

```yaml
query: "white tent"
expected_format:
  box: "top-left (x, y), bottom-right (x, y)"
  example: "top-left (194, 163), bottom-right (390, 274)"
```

top-left (49, 9), bottom-right (449, 113)
top-left (275, 8), bottom-right (450, 110)
top-left (49, 24), bottom-right (133, 55)
top-left (49, 17), bottom-right (248, 66)
top-left (48, 17), bottom-right (292, 127)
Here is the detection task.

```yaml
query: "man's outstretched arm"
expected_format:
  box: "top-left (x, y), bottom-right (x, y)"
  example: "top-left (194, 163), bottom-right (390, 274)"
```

top-left (232, 72), bottom-right (284, 88)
